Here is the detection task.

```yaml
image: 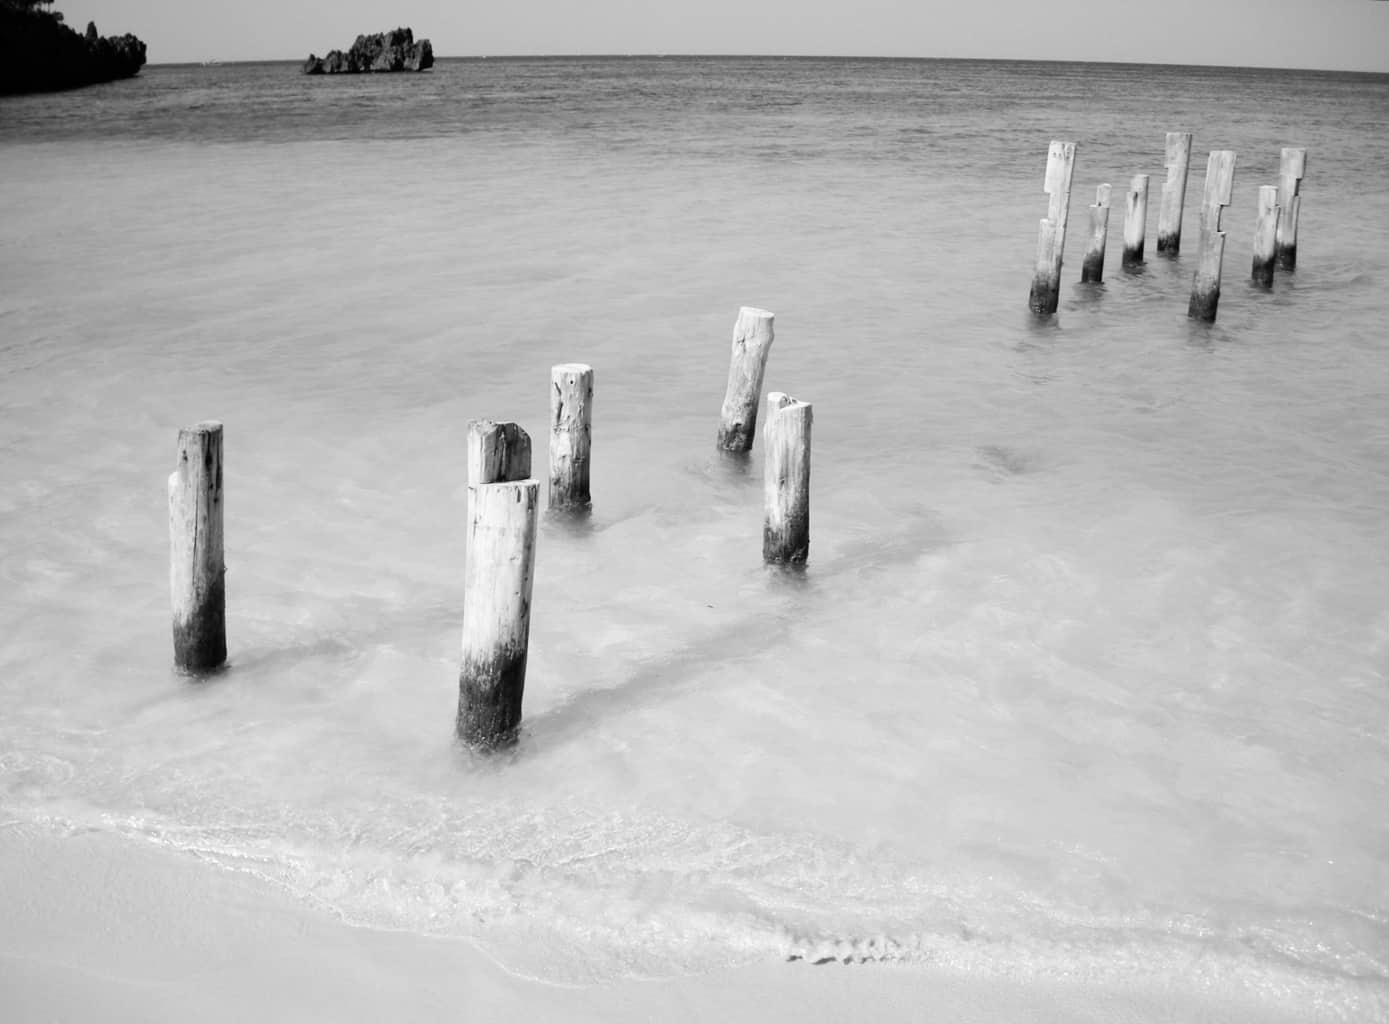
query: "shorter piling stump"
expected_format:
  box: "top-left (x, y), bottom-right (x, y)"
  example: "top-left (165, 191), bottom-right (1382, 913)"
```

top-left (717, 307), bottom-right (775, 452)
top-left (457, 480), bottom-right (539, 749)
top-left (762, 392), bottom-right (812, 565)
top-left (468, 419), bottom-right (532, 485)
top-left (168, 421), bottom-right (226, 672)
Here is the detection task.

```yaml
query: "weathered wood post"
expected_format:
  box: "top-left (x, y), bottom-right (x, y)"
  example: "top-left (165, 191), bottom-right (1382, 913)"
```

top-left (549, 363), bottom-right (593, 510)
top-left (468, 419), bottom-right (532, 486)
top-left (1251, 185), bottom-right (1281, 288)
top-left (168, 421), bottom-right (226, 672)
top-left (1275, 147), bottom-right (1306, 271)
top-left (1156, 131), bottom-right (1192, 254)
top-left (460, 420), bottom-right (534, 747)
top-left (717, 307), bottom-right (775, 452)
top-left (457, 476), bottom-right (540, 749)
top-left (1122, 174), bottom-right (1149, 268)
top-left (1188, 150), bottom-right (1237, 322)
top-left (762, 392), bottom-right (812, 565)
top-left (1027, 140), bottom-right (1077, 314)
top-left (1080, 183), bottom-right (1111, 283)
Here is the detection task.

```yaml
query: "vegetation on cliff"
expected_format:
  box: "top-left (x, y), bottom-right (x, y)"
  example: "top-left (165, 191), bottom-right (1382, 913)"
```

top-left (0, 0), bottom-right (146, 94)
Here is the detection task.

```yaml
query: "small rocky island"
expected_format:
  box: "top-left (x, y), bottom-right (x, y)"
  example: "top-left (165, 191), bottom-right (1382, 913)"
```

top-left (0, 0), bottom-right (146, 94)
top-left (303, 27), bottom-right (434, 75)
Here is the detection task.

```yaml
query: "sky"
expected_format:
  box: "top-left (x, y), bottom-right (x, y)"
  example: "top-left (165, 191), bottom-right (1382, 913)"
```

top-left (60, 0), bottom-right (1389, 72)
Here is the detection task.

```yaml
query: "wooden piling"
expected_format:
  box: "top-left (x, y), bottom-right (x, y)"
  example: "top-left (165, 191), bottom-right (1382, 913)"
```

top-left (1156, 131), bottom-right (1192, 254)
top-left (457, 479), bottom-right (540, 749)
top-left (468, 419), bottom-right (531, 486)
top-left (1187, 150), bottom-right (1237, 322)
top-left (168, 421), bottom-right (226, 672)
top-left (1275, 147), bottom-right (1306, 271)
top-left (1122, 174), bottom-right (1149, 268)
top-left (717, 307), bottom-right (775, 452)
top-left (1080, 183), bottom-right (1111, 283)
top-left (549, 363), bottom-right (593, 510)
top-left (1251, 185), bottom-right (1280, 288)
top-left (1027, 140), bottom-right (1077, 314)
top-left (762, 392), bottom-right (812, 566)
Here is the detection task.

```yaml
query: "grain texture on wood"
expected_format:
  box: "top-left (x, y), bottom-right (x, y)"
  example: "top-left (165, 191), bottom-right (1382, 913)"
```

top-left (457, 480), bottom-right (539, 749)
top-left (169, 421), bottom-right (226, 672)
top-left (762, 392), bottom-right (812, 565)
top-left (548, 363), bottom-right (593, 509)
top-left (1251, 184), bottom-right (1280, 288)
top-left (1027, 140), bottom-right (1077, 314)
top-left (468, 420), bottom-right (531, 486)
top-left (717, 308), bottom-right (775, 451)
top-left (1123, 174), bottom-right (1149, 268)
top-left (1275, 147), bottom-right (1306, 271)
top-left (1081, 183), bottom-right (1111, 283)
top-left (1157, 131), bottom-right (1193, 254)
top-left (1188, 150), bottom-right (1237, 322)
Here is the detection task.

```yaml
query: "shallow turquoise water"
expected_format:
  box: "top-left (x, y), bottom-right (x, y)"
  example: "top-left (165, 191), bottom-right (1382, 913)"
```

top-left (2, 58), bottom-right (1387, 1016)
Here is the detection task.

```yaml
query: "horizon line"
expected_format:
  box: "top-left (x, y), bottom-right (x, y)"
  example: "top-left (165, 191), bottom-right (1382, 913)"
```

top-left (160, 53), bottom-right (1389, 75)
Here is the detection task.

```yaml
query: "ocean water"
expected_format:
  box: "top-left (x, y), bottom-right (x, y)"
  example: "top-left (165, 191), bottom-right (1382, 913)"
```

top-left (2, 57), bottom-right (1388, 1015)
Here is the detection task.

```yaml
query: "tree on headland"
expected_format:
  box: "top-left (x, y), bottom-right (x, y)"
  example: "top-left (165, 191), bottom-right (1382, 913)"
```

top-left (0, 0), bottom-right (146, 94)
top-left (2, 0), bottom-right (61, 17)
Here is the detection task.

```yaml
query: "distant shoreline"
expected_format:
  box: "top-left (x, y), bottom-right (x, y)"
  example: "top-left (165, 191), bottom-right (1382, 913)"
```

top-left (138, 54), bottom-right (1389, 76)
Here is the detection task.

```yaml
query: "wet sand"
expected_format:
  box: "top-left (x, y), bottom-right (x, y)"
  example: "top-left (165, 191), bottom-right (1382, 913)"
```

top-left (0, 825), bottom-right (1331, 1024)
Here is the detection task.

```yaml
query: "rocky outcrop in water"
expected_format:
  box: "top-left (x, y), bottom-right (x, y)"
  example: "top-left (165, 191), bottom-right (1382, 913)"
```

top-left (0, 2), bottom-right (146, 94)
top-left (303, 27), bottom-right (434, 75)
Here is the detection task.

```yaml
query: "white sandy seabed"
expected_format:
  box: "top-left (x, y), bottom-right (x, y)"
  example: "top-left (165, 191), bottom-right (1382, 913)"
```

top-left (0, 825), bottom-right (1345, 1024)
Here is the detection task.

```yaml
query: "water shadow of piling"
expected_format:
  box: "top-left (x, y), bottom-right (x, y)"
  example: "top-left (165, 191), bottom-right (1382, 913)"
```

top-left (172, 662), bottom-right (232, 685)
top-left (1183, 316), bottom-right (1235, 350)
top-left (1023, 309), bottom-right (1064, 335)
top-left (715, 448), bottom-right (755, 480)
top-left (522, 508), bottom-right (951, 750)
top-left (764, 560), bottom-right (810, 588)
top-left (544, 503), bottom-right (595, 537)
top-left (521, 611), bottom-right (787, 749)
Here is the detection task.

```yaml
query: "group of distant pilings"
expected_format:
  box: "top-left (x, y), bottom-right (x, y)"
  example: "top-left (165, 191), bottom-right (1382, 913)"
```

top-left (1028, 132), bottom-right (1307, 321)
top-left (167, 308), bottom-right (807, 749)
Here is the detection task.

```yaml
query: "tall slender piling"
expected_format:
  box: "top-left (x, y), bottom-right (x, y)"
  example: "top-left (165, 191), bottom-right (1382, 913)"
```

top-left (457, 479), bottom-right (540, 749)
top-left (1156, 131), bottom-right (1192, 254)
top-left (1188, 150), bottom-right (1237, 322)
top-left (1275, 147), bottom-right (1306, 270)
top-left (1251, 185), bottom-right (1280, 288)
top-left (717, 307), bottom-right (775, 452)
top-left (168, 421), bottom-right (226, 672)
top-left (549, 363), bottom-right (593, 510)
top-left (1123, 174), bottom-right (1149, 268)
top-left (762, 392), bottom-right (812, 566)
top-left (1027, 140), bottom-right (1077, 314)
top-left (1080, 183), bottom-right (1112, 283)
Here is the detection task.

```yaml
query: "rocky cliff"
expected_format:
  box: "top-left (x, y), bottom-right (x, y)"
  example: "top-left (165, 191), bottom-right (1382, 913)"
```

top-left (303, 28), bottom-right (433, 75)
top-left (0, 2), bottom-right (146, 94)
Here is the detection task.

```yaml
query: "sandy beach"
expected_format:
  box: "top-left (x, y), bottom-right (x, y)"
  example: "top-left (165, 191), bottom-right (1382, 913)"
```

top-left (1, 824), bottom-right (1340, 1023)
top-left (4, 51), bottom-right (1388, 1024)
